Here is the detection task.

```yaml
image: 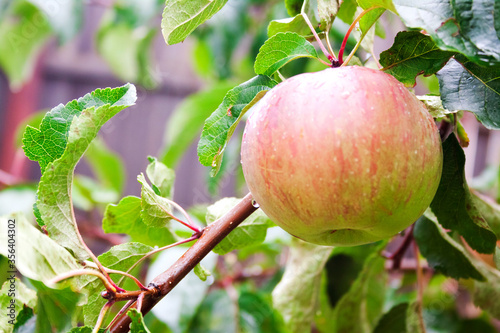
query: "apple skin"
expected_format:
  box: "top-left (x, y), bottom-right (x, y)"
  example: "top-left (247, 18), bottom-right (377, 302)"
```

top-left (241, 66), bottom-right (443, 246)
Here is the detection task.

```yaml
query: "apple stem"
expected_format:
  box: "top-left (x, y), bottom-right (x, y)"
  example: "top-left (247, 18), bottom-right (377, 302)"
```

top-left (338, 6), bottom-right (381, 66)
top-left (302, 12), bottom-right (336, 65)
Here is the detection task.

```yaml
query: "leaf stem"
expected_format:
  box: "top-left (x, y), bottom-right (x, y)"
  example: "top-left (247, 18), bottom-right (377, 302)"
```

top-left (93, 301), bottom-right (114, 333)
top-left (48, 269), bottom-right (118, 293)
top-left (164, 197), bottom-right (200, 233)
top-left (302, 12), bottom-right (335, 64)
top-left (338, 6), bottom-right (381, 65)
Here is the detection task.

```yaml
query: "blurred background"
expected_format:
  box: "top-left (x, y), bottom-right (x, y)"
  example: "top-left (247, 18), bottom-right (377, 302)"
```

top-left (2, 1), bottom-right (500, 331)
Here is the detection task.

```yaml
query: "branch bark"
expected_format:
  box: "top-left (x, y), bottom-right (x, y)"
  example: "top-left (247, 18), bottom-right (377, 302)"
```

top-left (108, 192), bottom-right (257, 332)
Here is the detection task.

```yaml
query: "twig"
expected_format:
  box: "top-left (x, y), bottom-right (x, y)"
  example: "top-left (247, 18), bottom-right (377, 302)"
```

top-left (107, 193), bottom-right (258, 333)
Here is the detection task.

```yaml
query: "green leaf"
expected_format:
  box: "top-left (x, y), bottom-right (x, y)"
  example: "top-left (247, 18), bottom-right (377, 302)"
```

top-left (470, 190), bottom-right (500, 239)
top-left (437, 56), bottom-right (500, 130)
top-left (414, 215), bottom-right (485, 281)
top-left (238, 290), bottom-right (287, 333)
top-left (358, 0), bottom-right (396, 13)
top-left (193, 263), bottom-right (211, 282)
top-left (103, 196), bottom-right (177, 247)
top-left (28, 0), bottom-right (83, 43)
top-left (372, 303), bottom-right (408, 333)
top-left (128, 308), bottom-right (152, 333)
top-left (97, 22), bottom-right (158, 89)
top-left (160, 82), bottom-right (233, 168)
top-left (337, 0), bottom-right (357, 24)
top-left (146, 157), bottom-right (175, 199)
top-left (417, 95), bottom-right (458, 118)
top-left (380, 31), bottom-right (456, 87)
top-left (255, 32), bottom-right (319, 76)
top-left (471, 250), bottom-right (500, 318)
top-left (0, 2), bottom-right (51, 90)
top-left (273, 239), bottom-right (332, 332)
top-left (206, 197), bottom-right (273, 255)
top-left (317, 0), bottom-right (339, 27)
top-left (22, 84), bottom-right (136, 259)
top-left (430, 134), bottom-right (497, 254)
top-left (0, 278), bottom-right (37, 333)
top-left (330, 243), bottom-right (387, 333)
top-left (80, 242), bottom-right (152, 326)
top-left (285, 0), bottom-right (303, 16)
top-left (393, 0), bottom-right (500, 65)
top-left (31, 280), bottom-right (81, 333)
top-left (188, 289), bottom-right (237, 332)
top-left (0, 214), bottom-right (80, 283)
top-left (161, 0), bottom-right (228, 45)
top-left (138, 173), bottom-right (178, 229)
top-left (197, 75), bottom-right (277, 176)
top-left (268, 15), bottom-right (314, 39)
top-left (84, 137), bottom-right (125, 195)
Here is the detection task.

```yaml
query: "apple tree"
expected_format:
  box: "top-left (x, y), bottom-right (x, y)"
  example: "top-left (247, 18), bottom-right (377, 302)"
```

top-left (1, 0), bottom-right (500, 332)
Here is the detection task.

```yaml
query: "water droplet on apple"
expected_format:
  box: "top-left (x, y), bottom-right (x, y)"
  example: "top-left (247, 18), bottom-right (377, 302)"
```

top-left (341, 91), bottom-right (350, 98)
top-left (251, 200), bottom-right (260, 208)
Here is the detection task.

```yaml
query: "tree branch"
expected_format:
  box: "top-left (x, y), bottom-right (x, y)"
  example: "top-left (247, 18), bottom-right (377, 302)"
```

top-left (107, 192), bottom-right (257, 333)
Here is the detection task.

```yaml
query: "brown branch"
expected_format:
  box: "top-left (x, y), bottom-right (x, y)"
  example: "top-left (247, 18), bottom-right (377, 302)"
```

top-left (107, 192), bottom-right (257, 333)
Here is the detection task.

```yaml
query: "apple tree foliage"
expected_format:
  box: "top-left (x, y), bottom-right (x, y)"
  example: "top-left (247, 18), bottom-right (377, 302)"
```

top-left (1, 0), bottom-right (500, 332)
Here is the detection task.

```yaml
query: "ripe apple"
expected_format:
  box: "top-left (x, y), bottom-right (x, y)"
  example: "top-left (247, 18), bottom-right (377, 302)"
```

top-left (240, 66), bottom-right (443, 246)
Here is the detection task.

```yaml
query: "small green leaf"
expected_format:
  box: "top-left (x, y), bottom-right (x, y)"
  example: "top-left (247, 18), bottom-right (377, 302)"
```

top-left (470, 190), bottom-right (500, 239)
top-left (0, 278), bottom-right (37, 332)
top-left (206, 197), bottom-right (273, 255)
top-left (193, 263), bottom-right (211, 281)
top-left (128, 308), bottom-right (152, 333)
top-left (471, 251), bottom-right (500, 318)
top-left (430, 134), bottom-right (497, 254)
top-left (330, 243), bottom-right (387, 333)
top-left (337, 0), bottom-right (357, 24)
top-left (255, 32), bottom-right (319, 76)
top-left (160, 82), bottom-right (234, 168)
top-left (414, 215), bottom-right (485, 281)
top-left (358, 0), bottom-right (397, 13)
top-left (393, 0), bottom-right (500, 65)
top-left (285, 0), bottom-right (303, 16)
top-left (0, 213), bottom-right (80, 283)
top-left (146, 157), bottom-right (175, 199)
top-left (22, 84), bottom-right (136, 259)
top-left (138, 173), bottom-right (175, 228)
top-left (380, 31), bottom-right (456, 87)
top-left (437, 56), bottom-right (500, 130)
top-left (161, 0), bottom-right (228, 45)
top-left (273, 239), bottom-right (332, 332)
top-left (103, 196), bottom-right (178, 247)
top-left (197, 75), bottom-right (277, 176)
top-left (417, 95), bottom-right (458, 118)
top-left (267, 15), bottom-right (315, 39)
top-left (317, 0), bottom-right (339, 27)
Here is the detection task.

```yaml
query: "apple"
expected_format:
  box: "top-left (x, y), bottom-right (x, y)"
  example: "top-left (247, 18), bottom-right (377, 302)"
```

top-left (240, 66), bottom-right (443, 246)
